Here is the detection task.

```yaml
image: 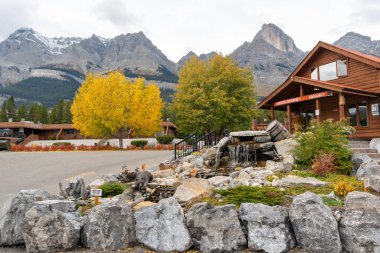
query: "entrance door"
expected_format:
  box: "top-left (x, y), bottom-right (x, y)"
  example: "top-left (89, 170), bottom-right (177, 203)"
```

top-left (300, 110), bottom-right (315, 130)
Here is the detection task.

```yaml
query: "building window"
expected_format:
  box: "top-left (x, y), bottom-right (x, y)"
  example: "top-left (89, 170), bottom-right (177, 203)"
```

top-left (348, 104), bottom-right (357, 126)
top-left (319, 62), bottom-right (337, 81)
top-left (65, 129), bottom-right (75, 134)
top-left (310, 58), bottom-right (348, 81)
top-left (348, 102), bottom-right (368, 127)
top-left (337, 58), bottom-right (348, 77)
top-left (311, 68), bottom-right (318, 80)
top-left (358, 102), bottom-right (368, 127)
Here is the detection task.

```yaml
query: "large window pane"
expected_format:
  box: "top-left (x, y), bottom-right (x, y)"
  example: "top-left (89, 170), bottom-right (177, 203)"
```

top-left (311, 68), bottom-right (318, 80)
top-left (337, 58), bottom-right (348, 77)
top-left (358, 102), bottom-right (368, 127)
top-left (348, 104), bottom-right (357, 126)
top-left (319, 62), bottom-right (337, 81)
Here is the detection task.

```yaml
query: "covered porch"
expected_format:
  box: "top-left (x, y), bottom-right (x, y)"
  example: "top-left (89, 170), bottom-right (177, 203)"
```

top-left (258, 76), bottom-right (380, 139)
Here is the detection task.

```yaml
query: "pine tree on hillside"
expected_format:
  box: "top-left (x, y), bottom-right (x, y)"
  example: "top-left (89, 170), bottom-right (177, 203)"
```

top-left (16, 103), bottom-right (27, 121)
top-left (49, 107), bottom-right (57, 124)
top-left (56, 99), bottom-right (65, 124)
top-left (40, 105), bottom-right (48, 124)
top-left (63, 101), bottom-right (72, 123)
top-left (0, 101), bottom-right (7, 122)
top-left (6, 96), bottom-right (16, 121)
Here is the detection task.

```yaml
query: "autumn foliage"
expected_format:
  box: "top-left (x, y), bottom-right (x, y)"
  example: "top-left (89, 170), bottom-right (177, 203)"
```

top-left (71, 71), bottom-right (164, 148)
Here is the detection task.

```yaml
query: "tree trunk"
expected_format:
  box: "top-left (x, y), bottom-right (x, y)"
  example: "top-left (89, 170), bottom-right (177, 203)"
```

top-left (119, 137), bottom-right (123, 149)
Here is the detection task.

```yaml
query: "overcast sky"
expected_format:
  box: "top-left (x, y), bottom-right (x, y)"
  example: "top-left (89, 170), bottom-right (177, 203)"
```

top-left (0, 0), bottom-right (379, 62)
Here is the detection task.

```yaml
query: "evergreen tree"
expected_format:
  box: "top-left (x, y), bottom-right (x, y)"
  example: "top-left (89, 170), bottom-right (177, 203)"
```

top-left (40, 105), bottom-right (48, 123)
top-left (0, 101), bottom-right (7, 122)
top-left (63, 101), bottom-right (72, 123)
top-left (56, 99), bottom-right (65, 123)
top-left (6, 96), bottom-right (16, 120)
top-left (16, 103), bottom-right (27, 121)
top-left (49, 107), bottom-right (57, 124)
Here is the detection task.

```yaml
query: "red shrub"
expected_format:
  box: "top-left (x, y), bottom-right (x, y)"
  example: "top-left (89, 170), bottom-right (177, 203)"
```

top-left (312, 152), bottom-right (337, 176)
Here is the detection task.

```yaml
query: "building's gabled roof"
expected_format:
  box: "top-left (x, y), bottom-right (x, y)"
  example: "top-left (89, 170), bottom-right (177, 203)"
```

top-left (160, 121), bottom-right (177, 129)
top-left (0, 122), bottom-right (75, 130)
top-left (258, 41), bottom-right (380, 109)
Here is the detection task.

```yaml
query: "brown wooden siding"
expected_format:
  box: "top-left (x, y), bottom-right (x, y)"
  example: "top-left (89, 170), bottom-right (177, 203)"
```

top-left (297, 49), bottom-right (380, 93)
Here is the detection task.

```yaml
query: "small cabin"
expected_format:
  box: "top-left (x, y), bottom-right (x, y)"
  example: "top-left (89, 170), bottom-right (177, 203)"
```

top-left (258, 41), bottom-right (380, 139)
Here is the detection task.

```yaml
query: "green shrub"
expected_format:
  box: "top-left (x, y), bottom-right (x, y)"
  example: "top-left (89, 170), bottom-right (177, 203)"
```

top-left (99, 182), bottom-right (127, 197)
top-left (293, 119), bottom-right (353, 174)
top-left (156, 135), bottom-right (174, 144)
top-left (321, 196), bottom-right (343, 207)
top-left (215, 186), bottom-right (285, 206)
top-left (131, 140), bottom-right (148, 148)
top-left (52, 142), bottom-right (71, 146)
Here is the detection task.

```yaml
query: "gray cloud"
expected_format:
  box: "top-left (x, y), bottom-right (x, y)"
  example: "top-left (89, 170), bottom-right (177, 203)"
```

top-left (95, 0), bottom-right (136, 31)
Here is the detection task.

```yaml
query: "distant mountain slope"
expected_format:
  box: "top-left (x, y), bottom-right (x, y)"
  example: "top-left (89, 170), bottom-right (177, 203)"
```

top-left (230, 23), bottom-right (305, 95)
top-left (333, 32), bottom-right (380, 57)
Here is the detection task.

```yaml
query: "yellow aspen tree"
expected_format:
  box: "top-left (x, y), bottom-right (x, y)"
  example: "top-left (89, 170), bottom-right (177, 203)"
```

top-left (71, 71), bottom-right (163, 148)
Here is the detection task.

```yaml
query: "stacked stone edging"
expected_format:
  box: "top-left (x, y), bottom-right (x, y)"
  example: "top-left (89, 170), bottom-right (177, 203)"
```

top-left (2, 189), bottom-right (380, 252)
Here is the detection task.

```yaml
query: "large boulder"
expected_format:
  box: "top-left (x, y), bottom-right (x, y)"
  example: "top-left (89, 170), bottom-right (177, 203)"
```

top-left (369, 175), bottom-right (380, 192)
top-left (352, 153), bottom-right (380, 179)
top-left (370, 138), bottom-right (380, 153)
top-left (265, 160), bottom-right (287, 172)
top-left (339, 209), bottom-right (380, 253)
top-left (0, 189), bottom-right (57, 246)
top-left (81, 201), bottom-right (136, 251)
top-left (134, 197), bottom-right (192, 252)
top-left (240, 203), bottom-right (296, 253)
top-left (186, 203), bottom-right (247, 252)
top-left (274, 138), bottom-right (298, 171)
top-left (174, 178), bottom-right (214, 203)
top-left (22, 203), bottom-right (83, 253)
top-left (345, 191), bottom-right (380, 213)
top-left (289, 192), bottom-right (341, 253)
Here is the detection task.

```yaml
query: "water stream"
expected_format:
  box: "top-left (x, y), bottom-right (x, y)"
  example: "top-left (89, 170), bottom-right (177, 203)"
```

top-left (227, 144), bottom-right (257, 164)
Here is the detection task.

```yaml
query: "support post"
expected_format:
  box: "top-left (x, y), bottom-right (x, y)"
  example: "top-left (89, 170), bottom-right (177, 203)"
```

top-left (339, 93), bottom-right (346, 120)
top-left (287, 104), bottom-right (292, 132)
top-left (316, 99), bottom-right (321, 122)
top-left (300, 84), bottom-right (304, 96)
top-left (270, 106), bottom-right (275, 120)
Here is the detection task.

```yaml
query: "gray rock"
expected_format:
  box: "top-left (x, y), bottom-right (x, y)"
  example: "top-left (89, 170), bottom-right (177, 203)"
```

top-left (254, 135), bottom-right (272, 143)
top-left (274, 138), bottom-right (298, 171)
top-left (151, 169), bottom-right (174, 178)
top-left (289, 192), bottom-right (341, 253)
top-left (186, 203), bottom-right (247, 252)
top-left (207, 176), bottom-right (231, 187)
top-left (369, 175), bottom-right (380, 192)
top-left (352, 153), bottom-right (380, 179)
top-left (240, 203), bottom-right (296, 253)
top-left (0, 189), bottom-right (57, 246)
top-left (183, 154), bottom-right (195, 163)
top-left (22, 204), bottom-right (83, 253)
top-left (345, 191), bottom-right (380, 212)
top-left (370, 138), bottom-right (380, 153)
top-left (34, 200), bottom-right (76, 213)
top-left (229, 130), bottom-right (269, 137)
top-left (174, 178), bottom-right (214, 203)
top-left (134, 197), bottom-right (192, 251)
top-left (339, 209), bottom-right (380, 253)
top-left (277, 175), bottom-right (328, 188)
top-left (265, 160), bottom-right (287, 172)
top-left (81, 201), bottom-right (136, 250)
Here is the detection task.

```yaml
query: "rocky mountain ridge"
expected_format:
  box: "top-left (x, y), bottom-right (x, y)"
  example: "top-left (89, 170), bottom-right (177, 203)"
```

top-left (0, 24), bottom-right (379, 104)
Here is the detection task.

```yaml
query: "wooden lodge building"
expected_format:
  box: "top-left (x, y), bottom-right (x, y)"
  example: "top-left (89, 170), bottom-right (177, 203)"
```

top-left (258, 41), bottom-right (380, 139)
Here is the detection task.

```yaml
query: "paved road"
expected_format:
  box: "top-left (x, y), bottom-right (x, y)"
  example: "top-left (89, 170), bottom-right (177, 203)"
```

top-left (0, 151), bottom-right (172, 208)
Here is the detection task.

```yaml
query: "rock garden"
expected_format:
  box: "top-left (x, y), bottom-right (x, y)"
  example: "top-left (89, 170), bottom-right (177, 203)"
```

top-left (1, 120), bottom-right (380, 253)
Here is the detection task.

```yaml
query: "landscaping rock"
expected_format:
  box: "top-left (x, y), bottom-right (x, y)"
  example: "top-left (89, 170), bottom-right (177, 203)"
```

top-left (345, 191), bottom-right (380, 212)
top-left (60, 177), bottom-right (89, 199)
top-left (81, 201), bottom-right (136, 251)
top-left (89, 178), bottom-right (106, 187)
top-left (186, 203), bottom-right (247, 252)
top-left (134, 197), bottom-right (192, 252)
top-left (289, 192), bottom-right (341, 253)
top-left (151, 169), bottom-right (175, 178)
top-left (133, 201), bottom-right (156, 211)
top-left (339, 208), bottom-right (380, 253)
top-left (174, 178), bottom-right (214, 203)
top-left (277, 175), bottom-right (328, 187)
top-left (229, 130), bottom-right (269, 137)
top-left (0, 189), bottom-right (57, 246)
top-left (34, 200), bottom-right (76, 213)
top-left (207, 176), bottom-right (231, 187)
top-left (370, 138), bottom-right (380, 153)
top-left (248, 169), bottom-right (274, 179)
top-left (353, 153), bottom-right (380, 179)
top-left (369, 175), bottom-right (380, 192)
top-left (265, 160), bottom-right (287, 172)
top-left (240, 203), bottom-right (296, 253)
top-left (274, 139), bottom-right (298, 171)
top-left (22, 204), bottom-right (83, 253)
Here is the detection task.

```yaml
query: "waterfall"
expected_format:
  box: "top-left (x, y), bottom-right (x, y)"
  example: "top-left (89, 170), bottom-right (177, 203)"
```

top-left (228, 144), bottom-right (256, 164)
